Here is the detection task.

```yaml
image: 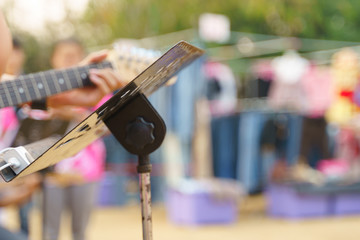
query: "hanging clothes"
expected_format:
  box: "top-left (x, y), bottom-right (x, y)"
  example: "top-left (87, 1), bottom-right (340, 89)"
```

top-left (245, 60), bottom-right (274, 98)
top-left (268, 50), bottom-right (310, 112)
top-left (251, 60), bottom-right (274, 81)
top-left (203, 61), bottom-right (238, 116)
top-left (236, 111), bottom-right (266, 193)
top-left (272, 50), bottom-right (310, 84)
top-left (331, 48), bottom-right (359, 91)
top-left (285, 114), bottom-right (303, 166)
top-left (211, 114), bottom-right (239, 179)
top-left (301, 65), bottom-right (334, 117)
top-left (326, 97), bottom-right (359, 125)
top-left (326, 48), bottom-right (360, 126)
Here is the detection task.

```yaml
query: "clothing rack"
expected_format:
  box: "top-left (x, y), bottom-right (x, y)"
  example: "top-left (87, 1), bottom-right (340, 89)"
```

top-left (222, 97), bottom-right (317, 115)
top-left (206, 35), bottom-right (360, 61)
top-left (90, 28), bottom-right (360, 72)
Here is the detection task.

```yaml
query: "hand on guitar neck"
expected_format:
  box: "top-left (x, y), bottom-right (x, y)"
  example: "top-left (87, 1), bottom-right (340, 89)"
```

top-left (48, 50), bottom-right (128, 108)
top-left (0, 50), bottom-right (129, 109)
top-left (0, 45), bottom-right (169, 110)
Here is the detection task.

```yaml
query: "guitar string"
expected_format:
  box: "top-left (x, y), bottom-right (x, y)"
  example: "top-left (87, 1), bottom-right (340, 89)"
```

top-left (4, 61), bottom-right (111, 92)
top-left (0, 47), bottom-right (163, 108)
top-left (0, 69), bottom-right (90, 107)
top-left (1, 65), bottom-right (91, 92)
top-left (0, 62), bottom-right (112, 107)
top-left (0, 58), bottom-right (133, 107)
top-left (0, 50), bottom-right (166, 108)
top-left (0, 53), bottom-right (152, 103)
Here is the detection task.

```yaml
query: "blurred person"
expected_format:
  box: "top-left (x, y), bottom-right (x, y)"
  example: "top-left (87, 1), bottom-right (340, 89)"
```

top-left (0, 35), bottom-right (38, 240)
top-left (0, 10), bottom-right (126, 108)
top-left (41, 38), bottom-right (107, 240)
top-left (1, 37), bottom-right (25, 150)
top-left (4, 37), bottom-right (25, 76)
top-left (0, 10), bottom-right (127, 240)
top-left (0, 175), bottom-right (41, 240)
top-left (3, 37), bottom-right (39, 239)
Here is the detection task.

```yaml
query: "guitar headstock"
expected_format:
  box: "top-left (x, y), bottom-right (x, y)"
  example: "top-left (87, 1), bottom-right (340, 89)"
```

top-left (107, 40), bottom-right (161, 83)
top-left (107, 40), bottom-right (178, 86)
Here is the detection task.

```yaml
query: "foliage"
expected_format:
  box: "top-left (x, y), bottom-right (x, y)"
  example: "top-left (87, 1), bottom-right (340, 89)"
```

top-left (82, 0), bottom-right (360, 43)
top-left (4, 0), bottom-right (360, 72)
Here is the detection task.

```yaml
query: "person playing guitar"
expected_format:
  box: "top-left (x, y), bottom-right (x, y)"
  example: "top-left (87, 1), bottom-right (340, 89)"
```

top-left (0, 9), bottom-right (127, 240)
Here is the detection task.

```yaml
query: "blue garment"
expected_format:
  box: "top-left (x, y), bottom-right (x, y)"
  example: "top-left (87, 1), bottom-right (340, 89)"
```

top-left (286, 114), bottom-right (303, 166)
top-left (149, 56), bottom-right (207, 177)
top-left (19, 201), bottom-right (32, 238)
top-left (236, 112), bottom-right (266, 193)
top-left (103, 134), bottom-right (137, 164)
top-left (148, 86), bottom-right (172, 130)
top-left (0, 226), bottom-right (26, 240)
top-left (211, 114), bottom-right (239, 179)
top-left (169, 57), bottom-right (207, 142)
top-left (260, 150), bottom-right (277, 184)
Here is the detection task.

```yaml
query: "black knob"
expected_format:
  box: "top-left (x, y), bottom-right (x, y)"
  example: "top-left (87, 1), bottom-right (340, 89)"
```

top-left (125, 117), bottom-right (155, 150)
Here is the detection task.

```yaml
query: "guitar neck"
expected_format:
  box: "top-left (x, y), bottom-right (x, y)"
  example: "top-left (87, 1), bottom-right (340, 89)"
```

top-left (0, 61), bottom-right (113, 108)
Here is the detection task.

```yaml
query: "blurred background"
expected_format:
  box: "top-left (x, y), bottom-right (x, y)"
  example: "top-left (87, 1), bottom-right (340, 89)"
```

top-left (2, 0), bottom-right (360, 240)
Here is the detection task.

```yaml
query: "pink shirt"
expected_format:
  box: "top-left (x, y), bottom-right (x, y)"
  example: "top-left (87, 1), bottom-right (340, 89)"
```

top-left (301, 66), bottom-right (334, 117)
top-left (55, 95), bottom-right (111, 182)
top-left (0, 107), bottom-right (19, 149)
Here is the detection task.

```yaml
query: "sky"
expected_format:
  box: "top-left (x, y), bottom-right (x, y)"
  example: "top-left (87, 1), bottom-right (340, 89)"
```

top-left (0, 0), bottom-right (89, 35)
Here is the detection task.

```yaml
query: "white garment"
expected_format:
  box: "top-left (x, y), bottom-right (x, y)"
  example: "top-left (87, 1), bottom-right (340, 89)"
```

top-left (272, 50), bottom-right (310, 84)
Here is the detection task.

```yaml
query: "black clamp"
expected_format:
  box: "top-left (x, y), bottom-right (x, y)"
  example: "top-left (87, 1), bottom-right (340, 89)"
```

top-left (103, 93), bottom-right (166, 174)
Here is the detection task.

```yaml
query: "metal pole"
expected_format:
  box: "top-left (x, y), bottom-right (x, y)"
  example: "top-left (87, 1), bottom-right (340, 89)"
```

top-left (139, 172), bottom-right (153, 240)
top-left (137, 154), bottom-right (153, 240)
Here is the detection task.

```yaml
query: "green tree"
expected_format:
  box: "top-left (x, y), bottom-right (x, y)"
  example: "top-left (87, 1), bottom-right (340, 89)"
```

top-left (82, 0), bottom-right (360, 43)
top-left (5, 0), bottom-right (360, 72)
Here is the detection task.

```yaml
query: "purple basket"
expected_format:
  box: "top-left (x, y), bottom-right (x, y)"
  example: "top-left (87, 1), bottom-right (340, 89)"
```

top-left (333, 193), bottom-right (360, 215)
top-left (266, 184), bottom-right (331, 219)
top-left (97, 173), bottom-right (139, 206)
top-left (166, 188), bottom-right (237, 225)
